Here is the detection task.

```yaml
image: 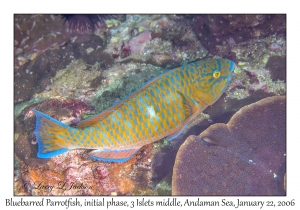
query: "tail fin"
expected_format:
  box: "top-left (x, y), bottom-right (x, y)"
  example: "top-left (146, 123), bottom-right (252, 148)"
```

top-left (33, 110), bottom-right (71, 158)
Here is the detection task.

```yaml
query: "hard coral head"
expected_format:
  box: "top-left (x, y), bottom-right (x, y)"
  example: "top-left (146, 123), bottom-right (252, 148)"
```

top-left (172, 96), bottom-right (286, 195)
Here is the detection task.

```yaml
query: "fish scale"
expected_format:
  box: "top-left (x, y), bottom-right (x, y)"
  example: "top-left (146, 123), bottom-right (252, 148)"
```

top-left (33, 58), bottom-right (235, 162)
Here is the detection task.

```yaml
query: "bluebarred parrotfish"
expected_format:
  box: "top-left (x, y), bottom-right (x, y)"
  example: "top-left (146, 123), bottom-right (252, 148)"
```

top-left (33, 58), bottom-right (235, 162)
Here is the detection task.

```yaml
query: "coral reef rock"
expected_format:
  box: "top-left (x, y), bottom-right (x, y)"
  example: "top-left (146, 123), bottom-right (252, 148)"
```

top-left (191, 14), bottom-right (286, 54)
top-left (105, 15), bottom-right (208, 66)
top-left (16, 144), bottom-right (155, 195)
top-left (14, 14), bottom-right (108, 104)
top-left (172, 96), bottom-right (286, 195)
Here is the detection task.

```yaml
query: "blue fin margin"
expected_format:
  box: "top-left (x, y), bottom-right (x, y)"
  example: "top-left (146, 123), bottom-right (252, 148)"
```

top-left (33, 110), bottom-right (69, 158)
top-left (89, 148), bottom-right (140, 163)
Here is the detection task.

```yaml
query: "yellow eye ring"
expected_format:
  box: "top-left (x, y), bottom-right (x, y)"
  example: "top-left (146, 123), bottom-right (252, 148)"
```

top-left (213, 71), bottom-right (221, 79)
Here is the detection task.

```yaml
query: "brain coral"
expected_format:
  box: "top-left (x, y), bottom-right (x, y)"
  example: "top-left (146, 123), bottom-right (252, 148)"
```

top-left (172, 96), bottom-right (286, 195)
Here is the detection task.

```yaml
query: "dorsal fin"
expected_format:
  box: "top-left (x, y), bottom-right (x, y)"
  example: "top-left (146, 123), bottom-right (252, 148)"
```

top-left (77, 106), bottom-right (118, 128)
top-left (77, 76), bottom-right (162, 128)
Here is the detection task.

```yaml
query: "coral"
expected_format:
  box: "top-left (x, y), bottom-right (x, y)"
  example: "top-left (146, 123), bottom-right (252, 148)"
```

top-left (191, 14), bottom-right (286, 54)
top-left (220, 34), bottom-right (286, 100)
top-left (104, 15), bottom-right (208, 66)
top-left (93, 164), bottom-right (110, 179)
top-left (128, 30), bottom-right (152, 54)
top-left (60, 14), bottom-right (120, 33)
top-left (225, 67), bottom-right (285, 100)
top-left (153, 172), bottom-right (172, 195)
top-left (14, 169), bottom-right (28, 195)
top-left (14, 15), bottom-right (68, 60)
top-left (18, 146), bottom-right (155, 195)
top-left (265, 56), bottom-right (286, 81)
top-left (14, 15), bottom-right (69, 103)
top-left (14, 15), bottom-right (110, 104)
top-left (34, 59), bottom-right (103, 102)
top-left (269, 43), bottom-right (283, 51)
top-left (172, 96), bottom-right (286, 195)
top-left (117, 178), bottom-right (135, 195)
top-left (230, 35), bottom-right (286, 67)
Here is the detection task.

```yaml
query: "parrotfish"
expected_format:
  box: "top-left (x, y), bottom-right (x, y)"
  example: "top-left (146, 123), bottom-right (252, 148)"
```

top-left (33, 58), bottom-right (235, 162)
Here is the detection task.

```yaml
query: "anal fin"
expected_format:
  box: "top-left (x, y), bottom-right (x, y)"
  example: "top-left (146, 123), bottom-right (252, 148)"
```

top-left (89, 148), bottom-right (140, 162)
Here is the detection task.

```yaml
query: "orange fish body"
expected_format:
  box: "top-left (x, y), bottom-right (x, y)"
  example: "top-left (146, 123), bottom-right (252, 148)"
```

top-left (33, 58), bottom-right (235, 162)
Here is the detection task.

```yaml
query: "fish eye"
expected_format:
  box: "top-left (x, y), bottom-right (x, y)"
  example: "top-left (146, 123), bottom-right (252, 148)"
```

top-left (213, 71), bottom-right (221, 79)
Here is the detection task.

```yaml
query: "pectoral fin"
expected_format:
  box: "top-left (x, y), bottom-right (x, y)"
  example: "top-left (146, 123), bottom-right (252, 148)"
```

top-left (176, 91), bottom-right (199, 117)
top-left (166, 92), bottom-right (202, 141)
top-left (89, 148), bottom-right (140, 162)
